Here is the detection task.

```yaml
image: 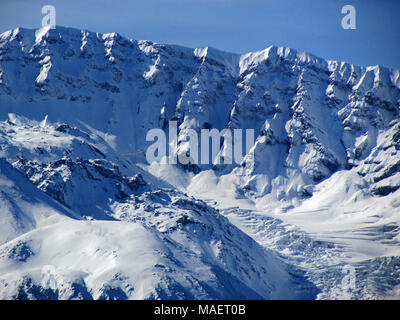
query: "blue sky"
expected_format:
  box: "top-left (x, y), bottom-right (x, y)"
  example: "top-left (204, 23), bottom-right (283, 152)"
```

top-left (1, 0), bottom-right (399, 69)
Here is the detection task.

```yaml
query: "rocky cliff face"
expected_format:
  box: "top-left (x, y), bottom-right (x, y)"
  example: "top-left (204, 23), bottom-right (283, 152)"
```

top-left (1, 26), bottom-right (398, 200)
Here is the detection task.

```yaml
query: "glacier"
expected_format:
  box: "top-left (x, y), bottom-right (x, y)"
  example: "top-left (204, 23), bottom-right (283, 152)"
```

top-left (0, 26), bottom-right (399, 299)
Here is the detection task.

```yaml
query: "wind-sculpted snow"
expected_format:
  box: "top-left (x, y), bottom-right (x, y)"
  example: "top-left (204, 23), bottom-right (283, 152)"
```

top-left (0, 26), bottom-right (399, 299)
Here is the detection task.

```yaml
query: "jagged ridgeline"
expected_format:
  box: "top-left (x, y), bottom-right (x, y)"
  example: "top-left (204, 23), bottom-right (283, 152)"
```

top-left (0, 26), bottom-right (398, 199)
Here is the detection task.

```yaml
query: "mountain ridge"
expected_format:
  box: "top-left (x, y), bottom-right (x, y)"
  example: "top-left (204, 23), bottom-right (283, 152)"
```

top-left (0, 25), bottom-right (399, 299)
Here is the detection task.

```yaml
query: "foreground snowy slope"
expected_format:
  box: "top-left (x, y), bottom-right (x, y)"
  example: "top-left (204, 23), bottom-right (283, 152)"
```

top-left (0, 117), bottom-right (317, 299)
top-left (0, 158), bottom-right (77, 245)
top-left (0, 26), bottom-right (399, 299)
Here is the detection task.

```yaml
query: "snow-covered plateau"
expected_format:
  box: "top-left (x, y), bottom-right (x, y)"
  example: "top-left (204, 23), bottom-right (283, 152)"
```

top-left (0, 26), bottom-right (399, 299)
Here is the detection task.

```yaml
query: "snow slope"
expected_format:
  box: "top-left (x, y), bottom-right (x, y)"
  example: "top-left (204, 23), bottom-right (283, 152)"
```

top-left (0, 116), bottom-right (317, 300)
top-left (0, 26), bottom-right (399, 299)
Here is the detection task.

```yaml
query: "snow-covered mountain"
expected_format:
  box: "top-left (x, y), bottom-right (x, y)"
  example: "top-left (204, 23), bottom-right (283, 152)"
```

top-left (0, 26), bottom-right (399, 299)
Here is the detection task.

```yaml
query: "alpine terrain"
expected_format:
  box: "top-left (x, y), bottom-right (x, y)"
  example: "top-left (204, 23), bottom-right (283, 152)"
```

top-left (0, 26), bottom-right (399, 299)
